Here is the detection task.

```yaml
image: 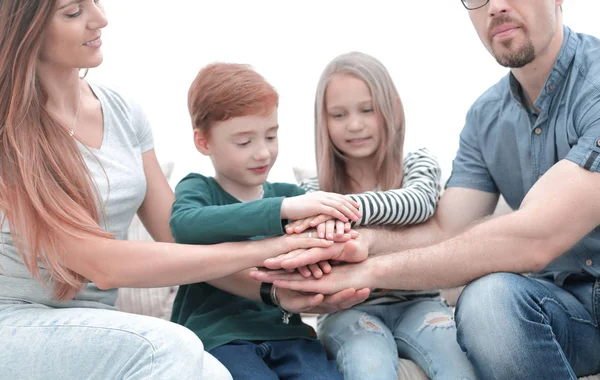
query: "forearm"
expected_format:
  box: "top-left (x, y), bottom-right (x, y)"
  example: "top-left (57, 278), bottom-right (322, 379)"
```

top-left (367, 211), bottom-right (549, 290)
top-left (207, 269), bottom-right (262, 302)
top-left (361, 217), bottom-right (447, 256)
top-left (171, 198), bottom-right (284, 244)
top-left (64, 237), bottom-right (269, 290)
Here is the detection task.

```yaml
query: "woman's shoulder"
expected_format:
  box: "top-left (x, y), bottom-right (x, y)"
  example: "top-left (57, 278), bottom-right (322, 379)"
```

top-left (88, 83), bottom-right (144, 118)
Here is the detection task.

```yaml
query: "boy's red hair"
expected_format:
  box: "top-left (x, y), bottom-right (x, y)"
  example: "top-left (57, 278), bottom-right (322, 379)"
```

top-left (188, 63), bottom-right (278, 133)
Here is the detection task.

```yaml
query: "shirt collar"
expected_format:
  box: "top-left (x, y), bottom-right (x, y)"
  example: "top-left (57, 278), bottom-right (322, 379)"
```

top-left (509, 26), bottom-right (579, 113)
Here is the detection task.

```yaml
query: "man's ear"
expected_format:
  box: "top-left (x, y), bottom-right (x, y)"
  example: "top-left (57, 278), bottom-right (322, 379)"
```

top-left (193, 128), bottom-right (211, 156)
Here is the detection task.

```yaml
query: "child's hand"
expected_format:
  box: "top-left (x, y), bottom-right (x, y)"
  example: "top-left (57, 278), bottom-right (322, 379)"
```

top-left (281, 192), bottom-right (361, 223)
top-left (296, 260), bottom-right (332, 278)
top-left (285, 215), bottom-right (351, 236)
top-left (316, 219), bottom-right (350, 240)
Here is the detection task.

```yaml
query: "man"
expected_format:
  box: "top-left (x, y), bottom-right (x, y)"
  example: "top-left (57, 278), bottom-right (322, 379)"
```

top-left (254, 0), bottom-right (600, 378)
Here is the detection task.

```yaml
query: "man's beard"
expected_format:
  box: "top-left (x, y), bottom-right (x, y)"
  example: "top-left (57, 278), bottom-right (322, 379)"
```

top-left (493, 38), bottom-right (536, 68)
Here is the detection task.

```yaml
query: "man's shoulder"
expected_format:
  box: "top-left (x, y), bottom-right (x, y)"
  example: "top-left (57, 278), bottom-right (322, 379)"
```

top-left (573, 31), bottom-right (600, 88)
top-left (468, 74), bottom-right (512, 117)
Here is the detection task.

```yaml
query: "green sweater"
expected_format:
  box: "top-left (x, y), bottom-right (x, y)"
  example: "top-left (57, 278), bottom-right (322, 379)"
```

top-left (169, 173), bottom-right (316, 351)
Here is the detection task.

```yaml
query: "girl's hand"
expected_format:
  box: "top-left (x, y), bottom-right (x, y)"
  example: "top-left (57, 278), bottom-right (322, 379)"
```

top-left (281, 192), bottom-right (361, 223)
top-left (285, 215), bottom-right (352, 235)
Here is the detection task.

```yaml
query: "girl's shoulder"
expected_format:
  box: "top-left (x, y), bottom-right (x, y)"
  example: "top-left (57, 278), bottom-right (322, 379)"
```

top-left (404, 148), bottom-right (440, 168)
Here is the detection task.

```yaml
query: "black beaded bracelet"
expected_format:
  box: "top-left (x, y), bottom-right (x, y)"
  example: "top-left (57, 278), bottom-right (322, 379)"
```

top-left (260, 282), bottom-right (275, 306)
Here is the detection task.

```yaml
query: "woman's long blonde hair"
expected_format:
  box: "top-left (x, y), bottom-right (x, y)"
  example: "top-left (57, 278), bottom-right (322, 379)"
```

top-left (315, 52), bottom-right (405, 193)
top-left (0, 0), bottom-right (112, 300)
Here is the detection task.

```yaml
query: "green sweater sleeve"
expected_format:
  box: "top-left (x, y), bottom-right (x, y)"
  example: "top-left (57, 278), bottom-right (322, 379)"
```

top-left (170, 175), bottom-right (287, 244)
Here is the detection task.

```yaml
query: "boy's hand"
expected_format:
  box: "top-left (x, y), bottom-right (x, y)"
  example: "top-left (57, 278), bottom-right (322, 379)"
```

top-left (281, 192), bottom-right (361, 223)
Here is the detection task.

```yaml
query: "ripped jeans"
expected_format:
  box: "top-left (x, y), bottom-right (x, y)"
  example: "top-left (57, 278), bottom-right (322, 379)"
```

top-left (317, 298), bottom-right (476, 380)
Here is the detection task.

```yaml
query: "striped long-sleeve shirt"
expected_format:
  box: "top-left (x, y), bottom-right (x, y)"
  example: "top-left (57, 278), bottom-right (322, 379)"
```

top-left (299, 148), bottom-right (443, 304)
top-left (300, 148), bottom-right (442, 227)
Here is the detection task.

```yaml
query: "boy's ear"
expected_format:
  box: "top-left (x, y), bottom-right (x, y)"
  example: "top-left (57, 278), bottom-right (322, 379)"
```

top-left (193, 128), bottom-right (211, 156)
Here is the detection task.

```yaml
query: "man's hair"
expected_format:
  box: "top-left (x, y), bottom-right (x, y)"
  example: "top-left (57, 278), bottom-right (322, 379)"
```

top-left (188, 63), bottom-right (278, 134)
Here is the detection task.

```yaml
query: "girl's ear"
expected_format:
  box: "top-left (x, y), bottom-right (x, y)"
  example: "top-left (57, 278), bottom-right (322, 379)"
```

top-left (193, 129), bottom-right (211, 156)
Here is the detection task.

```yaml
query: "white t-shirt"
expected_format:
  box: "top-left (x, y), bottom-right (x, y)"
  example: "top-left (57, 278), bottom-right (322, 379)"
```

top-left (0, 83), bottom-right (153, 309)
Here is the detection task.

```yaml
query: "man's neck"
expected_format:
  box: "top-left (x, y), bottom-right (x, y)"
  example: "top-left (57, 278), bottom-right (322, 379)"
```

top-left (511, 27), bottom-right (564, 108)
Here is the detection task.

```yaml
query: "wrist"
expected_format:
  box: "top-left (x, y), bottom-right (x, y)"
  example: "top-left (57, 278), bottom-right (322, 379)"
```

top-left (280, 197), bottom-right (289, 220)
top-left (363, 257), bottom-right (383, 290)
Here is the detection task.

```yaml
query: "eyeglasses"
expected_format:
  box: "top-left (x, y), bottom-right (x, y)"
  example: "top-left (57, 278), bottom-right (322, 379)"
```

top-left (461, 0), bottom-right (489, 10)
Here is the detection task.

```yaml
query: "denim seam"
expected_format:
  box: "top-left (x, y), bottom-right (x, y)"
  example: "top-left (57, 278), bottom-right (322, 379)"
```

top-left (538, 297), bottom-right (598, 328)
top-left (538, 312), bottom-right (579, 380)
top-left (392, 332), bottom-right (436, 378)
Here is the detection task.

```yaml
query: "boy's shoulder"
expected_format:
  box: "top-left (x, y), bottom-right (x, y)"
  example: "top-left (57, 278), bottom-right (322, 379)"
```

top-left (174, 172), bottom-right (214, 192)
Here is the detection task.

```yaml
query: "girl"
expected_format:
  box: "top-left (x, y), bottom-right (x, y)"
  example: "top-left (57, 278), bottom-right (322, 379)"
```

top-left (0, 1), bottom-right (361, 379)
top-left (291, 52), bottom-right (476, 379)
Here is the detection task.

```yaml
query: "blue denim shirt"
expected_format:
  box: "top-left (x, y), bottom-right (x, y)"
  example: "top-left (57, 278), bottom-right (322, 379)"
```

top-left (447, 27), bottom-right (600, 284)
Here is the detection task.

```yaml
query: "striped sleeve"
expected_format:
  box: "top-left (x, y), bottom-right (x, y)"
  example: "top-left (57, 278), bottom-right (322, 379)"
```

top-left (348, 148), bottom-right (442, 227)
top-left (299, 177), bottom-right (320, 193)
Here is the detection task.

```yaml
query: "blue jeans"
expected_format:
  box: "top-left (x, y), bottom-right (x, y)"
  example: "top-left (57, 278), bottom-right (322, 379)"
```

top-left (210, 339), bottom-right (343, 379)
top-left (456, 272), bottom-right (600, 379)
top-left (0, 302), bottom-right (231, 379)
top-left (317, 298), bottom-right (476, 380)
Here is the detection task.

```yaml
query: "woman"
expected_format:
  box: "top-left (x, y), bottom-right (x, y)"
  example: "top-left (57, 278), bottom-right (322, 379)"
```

top-left (0, 1), bottom-right (361, 378)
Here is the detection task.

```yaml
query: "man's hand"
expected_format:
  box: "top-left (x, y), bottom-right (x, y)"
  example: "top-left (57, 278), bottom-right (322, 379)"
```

top-left (281, 192), bottom-right (361, 223)
top-left (264, 235), bottom-right (369, 270)
top-left (251, 261), bottom-right (375, 296)
top-left (276, 287), bottom-right (371, 314)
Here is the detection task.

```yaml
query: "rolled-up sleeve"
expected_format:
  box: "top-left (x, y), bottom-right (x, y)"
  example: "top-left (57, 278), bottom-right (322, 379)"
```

top-left (446, 108), bottom-right (499, 193)
top-left (565, 100), bottom-right (600, 172)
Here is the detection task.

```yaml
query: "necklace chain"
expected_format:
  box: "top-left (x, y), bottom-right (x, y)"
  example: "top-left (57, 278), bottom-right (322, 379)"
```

top-left (69, 81), bottom-right (82, 137)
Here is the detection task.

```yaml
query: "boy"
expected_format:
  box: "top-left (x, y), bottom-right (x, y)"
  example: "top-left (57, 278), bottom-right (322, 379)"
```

top-left (169, 63), bottom-right (359, 379)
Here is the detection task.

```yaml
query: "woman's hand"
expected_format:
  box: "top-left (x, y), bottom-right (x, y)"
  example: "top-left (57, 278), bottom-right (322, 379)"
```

top-left (281, 192), bottom-right (361, 223)
top-left (251, 261), bottom-right (375, 296)
top-left (276, 287), bottom-right (371, 314)
top-left (264, 235), bottom-right (369, 271)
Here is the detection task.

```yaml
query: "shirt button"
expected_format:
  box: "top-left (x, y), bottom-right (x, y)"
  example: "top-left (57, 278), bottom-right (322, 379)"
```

top-left (586, 259), bottom-right (593, 266)
top-left (534, 127), bottom-right (542, 135)
top-left (597, 139), bottom-right (600, 147)
top-left (547, 84), bottom-right (554, 91)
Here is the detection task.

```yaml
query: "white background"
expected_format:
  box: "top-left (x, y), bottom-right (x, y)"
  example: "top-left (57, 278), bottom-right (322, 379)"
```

top-left (90, 1), bottom-right (600, 185)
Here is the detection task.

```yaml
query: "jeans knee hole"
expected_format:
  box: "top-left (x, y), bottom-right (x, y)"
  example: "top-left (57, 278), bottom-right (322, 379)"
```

top-left (419, 311), bottom-right (455, 331)
top-left (358, 315), bottom-right (384, 334)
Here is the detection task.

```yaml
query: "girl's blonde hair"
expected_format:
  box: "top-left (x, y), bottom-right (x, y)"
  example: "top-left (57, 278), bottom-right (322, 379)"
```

top-left (0, 0), bottom-right (112, 300)
top-left (314, 51), bottom-right (405, 193)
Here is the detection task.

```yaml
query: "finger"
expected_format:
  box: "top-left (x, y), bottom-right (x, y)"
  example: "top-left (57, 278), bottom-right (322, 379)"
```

top-left (308, 263), bottom-right (323, 278)
top-left (249, 269), bottom-right (307, 283)
top-left (309, 214), bottom-right (333, 227)
top-left (273, 278), bottom-right (330, 294)
top-left (335, 220), bottom-right (345, 238)
top-left (317, 223), bottom-right (326, 239)
top-left (292, 218), bottom-right (313, 234)
top-left (298, 266), bottom-right (312, 278)
top-left (280, 291), bottom-right (324, 313)
top-left (322, 288), bottom-right (357, 305)
top-left (280, 245), bottom-right (344, 269)
top-left (338, 288), bottom-right (371, 309)
top-left (327, 195), bottom-right (361, 220)
top-left (344, 222), bottom-right (352, 232)
top-left (264, 249), bottom-right (306, 269)
top-left (325, 220), bottom-right (335, 240)
top-left (285, 219), bottom-right (303, 234)
top-left (321, 199), bottom-right (358, 222)
top-left (318, 260), bottom-right (331, 274)
top-left (349, 229), bottom-right (359, 239)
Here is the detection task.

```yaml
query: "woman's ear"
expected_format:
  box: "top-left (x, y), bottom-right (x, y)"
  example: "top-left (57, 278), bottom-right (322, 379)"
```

top-left (193, 128), bottom-right (211, 155)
